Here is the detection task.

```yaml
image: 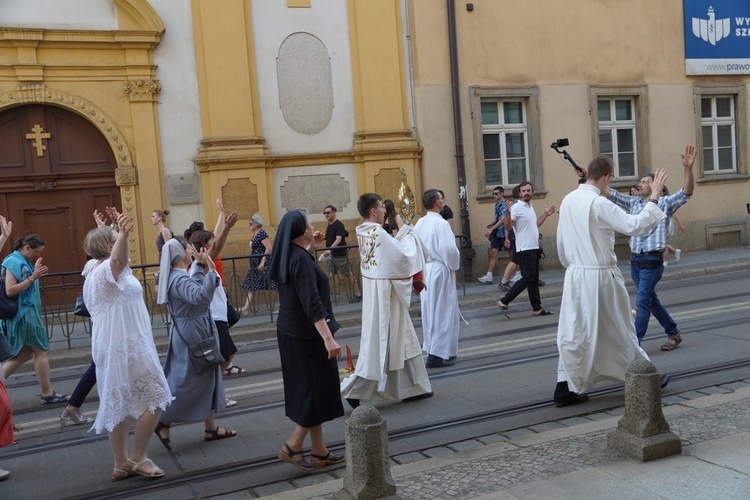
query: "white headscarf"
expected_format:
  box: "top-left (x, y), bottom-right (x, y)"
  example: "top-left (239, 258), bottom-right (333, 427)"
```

top-left (156, 238), bottom-right (185, 305)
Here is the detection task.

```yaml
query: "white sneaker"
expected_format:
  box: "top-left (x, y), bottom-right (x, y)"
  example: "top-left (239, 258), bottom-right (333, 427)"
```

top-left (477, 273), bottom-right (493, 284)
top-left (663, 261), bottom-right (668, 267)
top-left (675, 249), bottom-right (681, 261)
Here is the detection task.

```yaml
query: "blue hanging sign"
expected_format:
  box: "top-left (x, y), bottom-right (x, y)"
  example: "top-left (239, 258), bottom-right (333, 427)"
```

top-left (684, 0), bottom-right (750, 75)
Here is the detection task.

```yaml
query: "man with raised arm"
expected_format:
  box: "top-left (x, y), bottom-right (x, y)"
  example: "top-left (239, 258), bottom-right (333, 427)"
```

top-left (605, 146), bottom-right (695, 351)
top-left (340, 193), bottom-right (432, 408)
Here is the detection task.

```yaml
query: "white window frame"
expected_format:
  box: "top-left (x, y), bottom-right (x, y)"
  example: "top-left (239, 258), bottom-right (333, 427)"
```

top-left (480, 99), bottom-right (529, 187)
top-left (470, 86), bottom-right (542, 197)
top-left (693, 84), bottom-right (748, 183)
top-left (596, 97), bottom-right (638, 179)
top-left (589, 85), bottom-right (649, 189)
top-left (700, 95), bottom-right (737, 174)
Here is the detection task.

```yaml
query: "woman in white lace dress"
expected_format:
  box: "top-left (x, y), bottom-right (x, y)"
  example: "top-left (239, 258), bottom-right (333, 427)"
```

top-left (82, 211), bottom-right (172, 481)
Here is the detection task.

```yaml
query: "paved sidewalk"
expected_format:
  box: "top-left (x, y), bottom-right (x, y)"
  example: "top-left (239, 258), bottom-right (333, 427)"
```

top-left (256, 384), bottom-right (750, 500)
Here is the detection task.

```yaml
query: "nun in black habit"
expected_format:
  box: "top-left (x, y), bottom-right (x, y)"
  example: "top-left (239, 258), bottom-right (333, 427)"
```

top-left (268, 209), bottom-right (345, 471)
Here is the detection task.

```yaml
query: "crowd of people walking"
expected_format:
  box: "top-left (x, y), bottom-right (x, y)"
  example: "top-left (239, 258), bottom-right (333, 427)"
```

top-left (0, 146), bottom-right (697, 481)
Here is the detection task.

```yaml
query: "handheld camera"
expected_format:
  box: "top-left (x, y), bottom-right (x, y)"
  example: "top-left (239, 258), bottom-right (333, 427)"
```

top-left (550, 138), bottom-right (583, 174)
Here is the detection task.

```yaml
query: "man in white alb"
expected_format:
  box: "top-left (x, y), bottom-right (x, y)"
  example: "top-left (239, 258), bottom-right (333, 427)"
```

top-left (554, 155), bottom-right (671, 406)
top-left (414, 189), bottom-right (461, 368)
top-left (340, 193), bottom-right (433, 408)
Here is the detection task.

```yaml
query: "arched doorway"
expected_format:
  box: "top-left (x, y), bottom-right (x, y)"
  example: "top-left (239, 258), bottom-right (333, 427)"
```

top-left (0, 104), bottom-right (121, 305)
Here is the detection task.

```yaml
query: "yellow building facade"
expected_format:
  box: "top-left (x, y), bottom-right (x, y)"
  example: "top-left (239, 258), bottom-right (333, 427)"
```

top-left (0, 0), bottom-right (420, 270)
top-left (407, 0), bottom-right (749, 276)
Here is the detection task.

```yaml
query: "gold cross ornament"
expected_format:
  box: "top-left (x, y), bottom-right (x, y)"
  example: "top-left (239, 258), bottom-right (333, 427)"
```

top-left (26, 124), bottom-right (51, 157)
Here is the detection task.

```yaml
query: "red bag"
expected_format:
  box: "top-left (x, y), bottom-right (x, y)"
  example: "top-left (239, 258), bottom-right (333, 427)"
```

top-left (412, 271), bottom-right (426, 294)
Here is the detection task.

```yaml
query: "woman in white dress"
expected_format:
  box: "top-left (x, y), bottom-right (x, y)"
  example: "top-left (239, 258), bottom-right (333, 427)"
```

top-left (83, 210), bottom-right (172, 481)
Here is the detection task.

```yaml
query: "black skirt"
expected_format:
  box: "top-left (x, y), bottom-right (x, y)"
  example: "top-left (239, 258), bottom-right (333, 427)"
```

top-left (277, 331), bottom-right (344, 427)
top-left (214, 320), bottom-right (237, 361)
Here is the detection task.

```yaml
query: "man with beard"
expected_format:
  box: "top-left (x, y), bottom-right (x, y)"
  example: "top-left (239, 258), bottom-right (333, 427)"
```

top-left (496, 182), bottom-right (555, 318)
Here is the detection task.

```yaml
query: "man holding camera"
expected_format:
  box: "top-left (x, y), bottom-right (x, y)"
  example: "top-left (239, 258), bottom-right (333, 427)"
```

top-left (554, 156), bottom-right (671, 406)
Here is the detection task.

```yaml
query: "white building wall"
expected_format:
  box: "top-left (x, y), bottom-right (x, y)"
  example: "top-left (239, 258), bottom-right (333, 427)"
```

top-left (250, 0), bottom-right (356, 155)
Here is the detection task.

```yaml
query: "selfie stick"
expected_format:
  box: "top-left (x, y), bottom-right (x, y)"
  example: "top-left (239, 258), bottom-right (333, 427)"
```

top-left (552, 144), bottom-right (584, 175)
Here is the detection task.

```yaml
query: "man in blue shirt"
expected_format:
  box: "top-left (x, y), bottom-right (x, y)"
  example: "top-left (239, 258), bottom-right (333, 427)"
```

top-left (604, 145), bottom-right (696, 350)
top-left (478, 186), bottom-right (507, 284)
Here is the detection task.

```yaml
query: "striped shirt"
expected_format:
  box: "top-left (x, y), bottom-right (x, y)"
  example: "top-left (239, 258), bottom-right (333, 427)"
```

top-left (608, 188), bottom-right (691, 254)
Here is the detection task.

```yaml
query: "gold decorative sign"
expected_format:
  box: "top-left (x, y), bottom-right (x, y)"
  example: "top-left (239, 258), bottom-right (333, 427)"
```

top-left (26, 124), bottom-right (50, 156)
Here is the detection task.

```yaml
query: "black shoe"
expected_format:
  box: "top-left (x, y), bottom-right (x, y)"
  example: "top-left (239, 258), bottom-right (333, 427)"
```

top-left (349, 295), bottom-right (362, 304)
top-left (448, 355), bottom-right (457, 361)
top-left (425, 355), bottom-right (455, 368)
top-left (554, 392), bottom-right (589, 407)
top-left (402, 392), bottom-right (434, 403)
top-left (537, 280), bottom-right (546, 287)
top-left (660, 373), bottom-right (671, 390)
top-left (345, 398), bottom-right (360, 409)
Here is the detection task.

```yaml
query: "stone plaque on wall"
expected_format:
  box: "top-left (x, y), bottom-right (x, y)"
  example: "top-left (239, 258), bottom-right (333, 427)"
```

top-left (167, 173), bottom-right (200, 205)
top-left (279, 173), bottom-right (350, 215)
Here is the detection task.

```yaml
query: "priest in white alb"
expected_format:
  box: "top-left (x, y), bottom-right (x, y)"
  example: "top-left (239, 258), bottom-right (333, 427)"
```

top-left (554, 155), bottom-right (671, 407)
top-left (340, 193), bottom-right (433, 408)
top-left (414, 189), bottom-right (461, 368)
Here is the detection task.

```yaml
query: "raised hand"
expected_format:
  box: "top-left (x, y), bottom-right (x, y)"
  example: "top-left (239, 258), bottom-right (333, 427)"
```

top-left (0, 215), bottom-right (12, 240)
top-left (93, 209), bottom-right (108, 227)
top-left (224, 211), bottom-right (239, 229)
top-left (215, 197), bottom-right (224, 213)
top-left (116, 213), bottom-right (134, 235)
top-left (651, 168), bottom-right (668, 197)
top-left (681, 145), bottom-right (696, 169)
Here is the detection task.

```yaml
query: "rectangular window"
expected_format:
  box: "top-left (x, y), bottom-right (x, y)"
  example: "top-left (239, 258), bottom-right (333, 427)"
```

top-left (480, 99), bottom-right (530, 187)
top-left (597, 97), bottom-right (637, 178)
top-left (701, 95), bottom-right (736, 173)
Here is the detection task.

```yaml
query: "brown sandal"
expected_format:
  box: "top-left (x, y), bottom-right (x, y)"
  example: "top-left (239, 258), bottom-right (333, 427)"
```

top-left (661, 333), bottom-right (683, 351)
top-left (310, 450), bottom-right (345, 468)
top-left (278, 443), bottom-right (313, 471)
top-left (204, 426), bottom-right (238, 442)
top-left (154, 422), bottom-right (172, 450)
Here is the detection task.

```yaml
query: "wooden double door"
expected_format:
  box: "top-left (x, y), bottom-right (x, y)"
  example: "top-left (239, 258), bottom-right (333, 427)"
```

top-left (0, 104), bottom-right (122, 306)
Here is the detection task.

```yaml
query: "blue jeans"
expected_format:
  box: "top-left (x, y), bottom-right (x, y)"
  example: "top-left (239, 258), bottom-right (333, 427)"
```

top-left (630, 253), bottom-right (679, 343)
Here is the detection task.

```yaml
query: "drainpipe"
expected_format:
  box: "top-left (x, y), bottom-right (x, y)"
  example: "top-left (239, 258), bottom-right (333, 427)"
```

top-left (447, 0), bottom-right (475, 273)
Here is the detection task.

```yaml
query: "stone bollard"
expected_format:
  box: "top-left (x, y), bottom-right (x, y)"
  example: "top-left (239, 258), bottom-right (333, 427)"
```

top-left (334, 405), bottom-right (399, 500)
top-left (607, 359), bottom-right (681, 461)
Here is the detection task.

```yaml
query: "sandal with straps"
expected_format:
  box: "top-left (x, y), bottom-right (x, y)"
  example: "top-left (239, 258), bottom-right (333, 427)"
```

top-left (127, 458), bottom-right (165, 478)
top-left (661, 333), bottom-right (683, 352)
top-left (497, 300), bottom-right (511, 319)
top-left (278, 443), bottom-right (314, 471)
top-left (223, 365), bottom-right (247, 376)
top-left (111, 468), bottom-right (133, 482)
top-left (532, 309), bottom-right (554, 317)
top-left (40, 391), bottom-right (69, 405)
top-left (154, 422), bottom-right (172, 450)
top-left (310, 450), bottom-right (345, 469)
top-left (204, 426), bottom-right (238, 442)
